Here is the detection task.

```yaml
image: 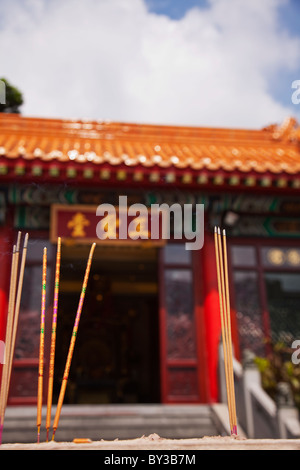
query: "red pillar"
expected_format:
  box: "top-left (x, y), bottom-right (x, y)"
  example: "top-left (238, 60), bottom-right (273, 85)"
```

top-left (0, 225), bottom-right (14, 379)
top-left (202, 231), bottom-right (221, 403)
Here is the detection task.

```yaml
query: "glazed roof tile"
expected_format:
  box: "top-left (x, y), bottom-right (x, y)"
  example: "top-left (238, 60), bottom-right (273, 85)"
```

top-left (0, 113), bottom-right (299, 176)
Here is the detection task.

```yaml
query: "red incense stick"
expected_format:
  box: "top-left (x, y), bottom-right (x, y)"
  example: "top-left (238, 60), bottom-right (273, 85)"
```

top-left (37, 247), bottom-right (47, 443)
top-left (46, 237), bottom-right (61, 442)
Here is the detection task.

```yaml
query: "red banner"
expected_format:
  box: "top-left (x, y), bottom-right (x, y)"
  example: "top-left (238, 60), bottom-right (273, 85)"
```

top-left (50, 204), bottom-right (166, 245)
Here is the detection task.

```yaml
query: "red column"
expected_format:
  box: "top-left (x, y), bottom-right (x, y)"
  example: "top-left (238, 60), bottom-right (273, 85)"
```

top-left (0, 225), bottom-right (14, 378)
top-left (202, 231), bottom-right (221, 403)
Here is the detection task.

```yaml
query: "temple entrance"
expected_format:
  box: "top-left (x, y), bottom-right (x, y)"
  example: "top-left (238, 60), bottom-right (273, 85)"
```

top-left (53, 244), bottom-right (160, 404)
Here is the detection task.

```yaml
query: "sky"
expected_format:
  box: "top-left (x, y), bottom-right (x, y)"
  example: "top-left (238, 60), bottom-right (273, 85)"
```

top-left (0, 0), bottom-right (300, 129)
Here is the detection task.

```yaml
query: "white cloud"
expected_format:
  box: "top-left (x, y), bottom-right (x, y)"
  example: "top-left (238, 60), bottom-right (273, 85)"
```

top-left (0, 0), bottom-right (299, 128)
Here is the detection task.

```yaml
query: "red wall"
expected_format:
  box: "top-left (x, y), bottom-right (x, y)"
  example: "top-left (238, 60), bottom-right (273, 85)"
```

top-left (202, 232), bottom-right (222, 402)
top-left (0, 224), bottom-right (14, 382)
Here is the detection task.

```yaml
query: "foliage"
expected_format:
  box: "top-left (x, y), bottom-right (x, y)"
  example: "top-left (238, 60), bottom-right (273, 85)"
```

top-left (254, 341), bottom-right (300, 413)
top-left (0, 78), bottom-right (23, 113)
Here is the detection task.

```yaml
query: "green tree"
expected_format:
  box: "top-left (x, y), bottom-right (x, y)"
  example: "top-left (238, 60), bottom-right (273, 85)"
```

top-left (254, 341), bottom-right (300, 413)
top-left (0, 78), bottom-right (23, 113)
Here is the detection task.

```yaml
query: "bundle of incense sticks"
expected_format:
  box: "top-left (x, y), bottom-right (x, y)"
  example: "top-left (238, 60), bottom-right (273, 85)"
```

top-left (36, 239), bottom-right (62, 443)
top-left (0, 232), bottom-right (29, 445)
top-left (35, 240), bottom-right (95, 442)
top-left (1, 236), bottom-right (95, 444)
top-left (214, 227), bottom-right (237, 436)
top-left (52, 242), bottom-right (96, 441)
top-left (46, 237), bottom-right (61, 442)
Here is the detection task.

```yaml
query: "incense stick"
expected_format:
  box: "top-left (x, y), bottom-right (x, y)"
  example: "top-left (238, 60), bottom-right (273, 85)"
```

top-left (0, 232), bottom-right (28, 445)
top-left (52, 243), bottom-right (96, 441)
top-left (0, 238), bottom-right (19, 444)
top-left (2, 233), bottom-right (26, 410)
top-left (214, 227), bottom-right (233, 432)
top-left (222, 228), bottom-right (237, 435)
top-left (37, 247), bottom-right (47, 444)
top-left (4, 233), bottom-right (21, 377)
top-left (214, 227), bottom-right (237, 436)
top-left (46, 237), bottom-right (61, 442)
top-left (8, 233), bottom-right (29, 383)
top-left (217, 227), bottom-right (234, 433)
top-left (5, 233), bottom-right (21, 361)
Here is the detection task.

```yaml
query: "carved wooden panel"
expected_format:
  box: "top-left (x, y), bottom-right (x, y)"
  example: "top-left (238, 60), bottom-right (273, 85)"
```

top-left (164, 269), bottom-right (196, 360)
top-left (167, 367), bottom-right (198, 398)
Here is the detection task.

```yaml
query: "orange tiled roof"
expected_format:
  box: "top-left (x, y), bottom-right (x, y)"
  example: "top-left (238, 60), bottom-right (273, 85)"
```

top-left (0, 113), bottom-right (299, 187)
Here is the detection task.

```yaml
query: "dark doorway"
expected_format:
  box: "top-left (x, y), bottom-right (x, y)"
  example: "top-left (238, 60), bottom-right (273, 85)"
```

top-left (53, 244), bottom-right (160, 404)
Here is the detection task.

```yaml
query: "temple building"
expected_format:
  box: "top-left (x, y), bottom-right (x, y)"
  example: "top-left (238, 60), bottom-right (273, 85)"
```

top-left (0, 113), bottom-right (300, 407)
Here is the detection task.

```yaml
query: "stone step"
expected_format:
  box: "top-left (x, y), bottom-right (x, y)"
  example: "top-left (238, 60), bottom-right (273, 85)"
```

top-left (1, 404), bottom-right (219, 444)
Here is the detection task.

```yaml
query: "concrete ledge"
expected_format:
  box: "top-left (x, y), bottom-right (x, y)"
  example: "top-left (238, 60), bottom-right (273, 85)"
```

top-left (1, 434), bottom-right (300, 450)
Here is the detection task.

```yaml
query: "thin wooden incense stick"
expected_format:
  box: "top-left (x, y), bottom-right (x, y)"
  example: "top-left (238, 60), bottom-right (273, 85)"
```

top-left (0, 244), bottom-right (17, 392)
top-left (5, 232), bottom-right (22, 359)
top-left (37, 247), bottom-right (47, 444)
top-left (214, 227), bottom-right (237, 436)
top-left (0, 238), bottom-right (19, 444)
top-left (46, 237), bottom-right (61, 442)
top-left (7, 233), bottom-right (29, 384)
top-left (217, 227), bottom-right (234, 433)
top-left (3, 233), bottom-right (21, 374)
top-left (1, 245), bottom-right (17, 372)
top-left (222, 228), bottom-right (237, 435)
top-left (0, 232), bottom-right (28, 445)
top-left (52, 243), bottom-right (96, 441)
top-left (1, 234), bottom-right (24, 413)
top-left (214, 227), bottom-right (233, 433)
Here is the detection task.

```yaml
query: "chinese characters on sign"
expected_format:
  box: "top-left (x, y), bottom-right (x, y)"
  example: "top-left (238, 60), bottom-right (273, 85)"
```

top-left (51, 198), bottom-right (204, 249)
top-left (50, 204), bottom-right (166, 246)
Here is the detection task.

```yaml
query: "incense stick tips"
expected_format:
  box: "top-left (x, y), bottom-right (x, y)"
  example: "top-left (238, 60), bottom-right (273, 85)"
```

top-left (217, 226), bottom-right (221, 235)
top-left (23, 233), bottom-right (29, 248)
top-left (89, 242), bottom-right (96, 256)
top-left (16, 232), bottom-right (21, 252)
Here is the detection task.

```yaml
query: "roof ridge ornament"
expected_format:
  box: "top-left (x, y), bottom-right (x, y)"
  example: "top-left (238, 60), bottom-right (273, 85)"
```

top-left (271, 117), bottom-right (300, 143)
